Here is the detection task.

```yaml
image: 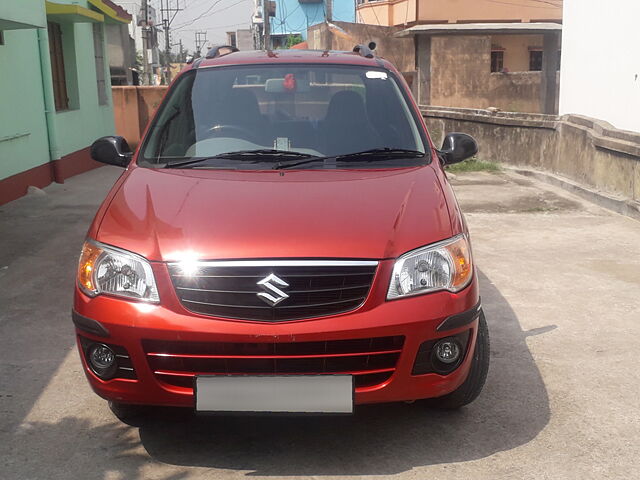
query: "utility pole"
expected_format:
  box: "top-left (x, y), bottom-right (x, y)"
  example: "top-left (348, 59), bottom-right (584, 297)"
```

top-left (179, 38), bottom-right (184, 63)
top-left (262, 0), bottom-right (271, 50)
top-left (325, 0), bottom-right (332, 50)
top-left (160, 0), bottom-right (183, 83)
top-left (141, 0), bottom-right (151, 85)
top-left (195, 31), bottom-right (207, 56)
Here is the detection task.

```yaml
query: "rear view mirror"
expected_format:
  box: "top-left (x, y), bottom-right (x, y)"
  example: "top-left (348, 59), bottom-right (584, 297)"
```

top-left (439, 133), bottom-right (478, 165)
top-left (90, 136), bottom-right (132, 167)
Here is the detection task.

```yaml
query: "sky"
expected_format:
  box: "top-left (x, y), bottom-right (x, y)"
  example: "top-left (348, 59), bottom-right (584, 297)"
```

top-left (150, 0), bottom-right (255, 53)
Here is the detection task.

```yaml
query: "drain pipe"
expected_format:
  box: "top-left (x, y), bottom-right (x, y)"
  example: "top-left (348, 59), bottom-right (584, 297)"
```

top-left (36, 27), bottom-right (63, 183)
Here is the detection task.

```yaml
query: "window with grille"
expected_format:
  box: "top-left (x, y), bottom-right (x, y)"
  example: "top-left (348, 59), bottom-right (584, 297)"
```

top-left (491, 50), bottom-right (504, 73)
top-left (529, 50), bottom-right (543, 71)
top-left (48, 22), bottom-right (69, 111)
top-left (93, 23), bottom-right (108, 105)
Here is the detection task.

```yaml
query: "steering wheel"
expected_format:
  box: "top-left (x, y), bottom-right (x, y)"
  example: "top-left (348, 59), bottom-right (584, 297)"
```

top-left (206, 124), bottom-right (261, 144)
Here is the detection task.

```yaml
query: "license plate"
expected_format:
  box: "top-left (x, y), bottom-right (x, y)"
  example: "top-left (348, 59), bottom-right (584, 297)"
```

top-left (195, 375), bottom-right (353, 413)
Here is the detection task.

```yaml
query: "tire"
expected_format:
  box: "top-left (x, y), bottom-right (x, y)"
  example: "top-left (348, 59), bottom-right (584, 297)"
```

top-left (108, 401), bottom-right (150, 426)
top-left (427, 310), bottom-right (490, 409)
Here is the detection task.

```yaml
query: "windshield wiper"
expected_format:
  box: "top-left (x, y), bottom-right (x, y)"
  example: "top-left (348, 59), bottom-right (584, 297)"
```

top-left (163, 149), bottom-right (316, 168)
top-left (273, 148), bottom-right (425, 170)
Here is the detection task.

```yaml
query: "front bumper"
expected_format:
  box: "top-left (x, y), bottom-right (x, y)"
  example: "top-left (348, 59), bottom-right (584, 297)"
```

top-left (73, 260), bottom-right (480, 408)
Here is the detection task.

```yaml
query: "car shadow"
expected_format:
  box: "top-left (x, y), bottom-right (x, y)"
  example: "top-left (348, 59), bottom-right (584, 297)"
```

top-left (2, 269), bottom-right (551, 479)
top-left (132, 268), bottom-right (551, 476)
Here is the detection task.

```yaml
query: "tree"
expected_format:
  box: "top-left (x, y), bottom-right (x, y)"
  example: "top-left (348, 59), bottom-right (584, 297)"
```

top-left (284, 34), bottom-right (303, 49)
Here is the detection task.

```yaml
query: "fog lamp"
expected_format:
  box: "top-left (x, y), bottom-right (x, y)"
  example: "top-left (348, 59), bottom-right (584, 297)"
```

top-left (88, 343), bottom-right (117, 379)
top-left (434, 339), bottom-right (461, 365)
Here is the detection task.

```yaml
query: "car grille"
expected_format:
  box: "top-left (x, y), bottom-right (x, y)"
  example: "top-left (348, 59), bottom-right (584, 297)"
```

top-left (167, 260), bottom-right (378, 321)
top-left (142, 335), bottom-right (404, 391)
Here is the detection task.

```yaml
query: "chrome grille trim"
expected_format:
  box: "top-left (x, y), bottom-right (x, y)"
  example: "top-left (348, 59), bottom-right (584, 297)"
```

top-left (167, 260), bottom-right (379, 268)
top-left (168, 260), bottom-right (379, 322)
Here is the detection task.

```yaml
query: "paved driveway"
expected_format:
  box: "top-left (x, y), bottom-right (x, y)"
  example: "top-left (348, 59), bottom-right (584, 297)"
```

top-left (1, 167), bottom-right (638, 479)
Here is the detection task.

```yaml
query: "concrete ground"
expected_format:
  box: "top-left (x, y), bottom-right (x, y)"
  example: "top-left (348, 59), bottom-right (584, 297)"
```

top-left (1, 166), bottom-right (639, 479)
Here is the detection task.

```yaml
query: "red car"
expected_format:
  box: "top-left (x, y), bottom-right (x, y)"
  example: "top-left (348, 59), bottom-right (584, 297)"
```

top-left (76, 47), bottom-right (489, 420)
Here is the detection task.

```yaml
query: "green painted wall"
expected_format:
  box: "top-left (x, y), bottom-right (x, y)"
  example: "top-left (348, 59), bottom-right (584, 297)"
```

top-left (0, 0), bottom-right (46, 30)
top-left (0, 0), bottom-right (116, 182)
top-left (0, 28), bottom-right (51, 179)
top-left (53, 20), bottom-right (115, 157)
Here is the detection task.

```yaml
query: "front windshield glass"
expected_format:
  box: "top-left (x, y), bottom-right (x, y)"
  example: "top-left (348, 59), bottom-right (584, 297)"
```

top-left (141, 64), bottom-right (427, 168)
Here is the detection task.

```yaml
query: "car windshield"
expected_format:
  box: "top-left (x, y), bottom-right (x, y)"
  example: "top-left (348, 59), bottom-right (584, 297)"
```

top-left (140, 63), bottom-right (427, 169)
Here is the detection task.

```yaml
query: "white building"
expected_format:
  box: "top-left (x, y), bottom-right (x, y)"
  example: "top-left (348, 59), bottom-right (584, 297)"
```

top-left (559, 0), bottom-right (640, 132)
top-left (112, 1), bottom-right (161, 83)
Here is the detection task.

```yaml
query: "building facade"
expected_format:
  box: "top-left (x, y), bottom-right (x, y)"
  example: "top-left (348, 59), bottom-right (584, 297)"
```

top-left (252, 0), bottom-right (356, 48)
top-left (227, 29), bottom-right (254, 51)
top-left (106, 22), bottom-right (136, 84)
top-left (357, 0), bottom-right (562, 74)
top-left (110, 1), bottom-right (161, 84)
top-left (0, 0), bottom-right (131, 205)
top-left (559, 0), bottom-right (640, 132)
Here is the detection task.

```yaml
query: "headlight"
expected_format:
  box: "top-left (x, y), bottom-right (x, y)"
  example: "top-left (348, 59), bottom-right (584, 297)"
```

top-left (387, 234), bottom-right (473, 299)
top-left (77, 240), bottom-right (159, 302)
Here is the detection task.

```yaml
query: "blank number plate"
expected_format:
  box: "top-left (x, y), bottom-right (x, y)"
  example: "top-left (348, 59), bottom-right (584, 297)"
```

top-left (195, 375), bottom-right (353, 413)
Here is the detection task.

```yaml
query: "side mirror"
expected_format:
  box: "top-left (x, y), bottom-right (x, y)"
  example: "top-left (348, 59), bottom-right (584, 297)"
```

top-left (90, 136), bottom-right (132, 167)
top-left (439, 133), bottom-right (478, 165)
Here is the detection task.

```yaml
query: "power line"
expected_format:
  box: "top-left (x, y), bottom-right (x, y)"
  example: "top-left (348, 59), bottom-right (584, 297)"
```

top-left (172, 0), bottom-right (227, 29)
top-left (179, 22), bottom-right (249, 32)
top-left (173, 0), bottom-right (251, 30)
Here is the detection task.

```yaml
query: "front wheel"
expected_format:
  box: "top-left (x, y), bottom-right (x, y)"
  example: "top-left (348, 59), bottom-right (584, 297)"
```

top-left (427, 310), bottom-right (490, 409)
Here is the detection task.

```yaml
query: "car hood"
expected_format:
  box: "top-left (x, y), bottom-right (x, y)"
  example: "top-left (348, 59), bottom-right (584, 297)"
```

top-left (97, 166), bottom-right (452, 262)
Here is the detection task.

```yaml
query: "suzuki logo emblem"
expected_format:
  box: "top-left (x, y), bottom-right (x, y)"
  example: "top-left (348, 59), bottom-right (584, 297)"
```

top-left (256, 273), bottom-right (290, 306)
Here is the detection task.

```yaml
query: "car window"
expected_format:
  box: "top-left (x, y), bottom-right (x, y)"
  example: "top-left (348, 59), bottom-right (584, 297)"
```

top-left (141, 64), bottom-right (427, 166)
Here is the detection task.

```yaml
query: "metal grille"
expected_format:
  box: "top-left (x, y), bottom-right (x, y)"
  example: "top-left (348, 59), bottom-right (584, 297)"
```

top-left (143, 335), bottom-right (404, 390)
top-left (168, 260), bottom-right (378, 321)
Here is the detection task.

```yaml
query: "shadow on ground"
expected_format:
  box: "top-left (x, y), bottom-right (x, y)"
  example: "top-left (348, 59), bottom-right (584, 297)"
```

top-left (4, 269), bottom-right (551, 479)
top-left (134, 270), bottom-right (551, 476)
top-left (0, 166), bottom-right (551, 477)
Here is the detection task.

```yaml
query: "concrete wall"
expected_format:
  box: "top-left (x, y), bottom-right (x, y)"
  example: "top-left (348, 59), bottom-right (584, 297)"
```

top-left (416, 0), bottom-right (561, 23)
top-left (491, 34), bottom-right (548, 73)
top-left (236, 29), bottom-right (253, 51)
top-left (423, 106), bottom-right (640, 208)
top-left (307, 21), bottom-right (414, 74)
top-left (559, 0), bottom-right (640, 132)
top-left (355, 0), bottom-right (560, 27)
top-left (427, 35), bottom-right (552, 113)
top-left (112, 86), bottom-right (167, 147)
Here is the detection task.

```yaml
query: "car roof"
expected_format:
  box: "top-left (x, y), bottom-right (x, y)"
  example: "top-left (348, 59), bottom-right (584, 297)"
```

top-left (189, 49), bottom-right (396, 71)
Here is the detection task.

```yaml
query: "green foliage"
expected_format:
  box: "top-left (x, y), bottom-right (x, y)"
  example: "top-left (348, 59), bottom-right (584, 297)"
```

top-left (446, 158), bottom-right (501, 173)
top-left (284, 34), bottom-right (303, 49)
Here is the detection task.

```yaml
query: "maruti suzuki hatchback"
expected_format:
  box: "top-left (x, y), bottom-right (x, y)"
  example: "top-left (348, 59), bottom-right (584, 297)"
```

top-left (75, 48), bottom-right (489, 420)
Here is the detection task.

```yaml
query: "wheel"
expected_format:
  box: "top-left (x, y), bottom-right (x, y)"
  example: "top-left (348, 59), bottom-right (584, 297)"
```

top-left (108, 401), bottom-right (150, 426)
top-left (427, 310), bottom-right (490, 409)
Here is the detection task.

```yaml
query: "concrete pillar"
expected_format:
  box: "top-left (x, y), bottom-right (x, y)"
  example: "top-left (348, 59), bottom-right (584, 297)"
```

top-left (540, 31), bottom-right (560, 114)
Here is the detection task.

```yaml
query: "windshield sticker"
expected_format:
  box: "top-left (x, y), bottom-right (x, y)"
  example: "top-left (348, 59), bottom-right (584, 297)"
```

top-left (366, 71), bottom-right (388, 80)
